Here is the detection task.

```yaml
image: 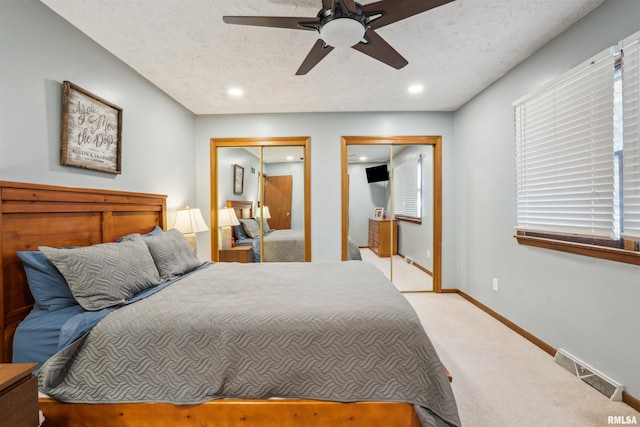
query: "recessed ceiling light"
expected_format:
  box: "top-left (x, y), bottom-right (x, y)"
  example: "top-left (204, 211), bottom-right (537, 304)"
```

top-left (408, 84), bottom-right (424, 94)
top-left (359, 156), bottom-right (367, 161)
top-left (227, 87), bottom-right (244, 97)
top-left (286, 155), bottom-right (294, 161)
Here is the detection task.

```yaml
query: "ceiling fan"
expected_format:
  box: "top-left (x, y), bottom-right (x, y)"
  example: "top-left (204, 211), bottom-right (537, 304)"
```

top-left (223, 0), bottom-right (455, 75)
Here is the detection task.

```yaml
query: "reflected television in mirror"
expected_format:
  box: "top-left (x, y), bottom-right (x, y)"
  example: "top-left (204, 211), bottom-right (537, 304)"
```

top-left (365, 164), bottom-right (389, 183)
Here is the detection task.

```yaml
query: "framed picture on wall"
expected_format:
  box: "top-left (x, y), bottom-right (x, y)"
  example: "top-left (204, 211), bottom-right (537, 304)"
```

top-left (373, 207), bottom-right (385, 219)
top-left (60, 81), bottom-right (123, 174)
top-left (234, 164), bottom-right (244, 194)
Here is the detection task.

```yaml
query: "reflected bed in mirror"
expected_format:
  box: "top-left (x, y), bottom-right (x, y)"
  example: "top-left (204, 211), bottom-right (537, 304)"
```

top-left (227, 200), bottom-right (305, 262)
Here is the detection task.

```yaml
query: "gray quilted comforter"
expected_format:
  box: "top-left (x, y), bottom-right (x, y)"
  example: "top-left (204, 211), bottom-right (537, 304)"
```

top-left (263, 229), bottom-right (305, 262)
top-left (39, 261), bottom-right (460, 427)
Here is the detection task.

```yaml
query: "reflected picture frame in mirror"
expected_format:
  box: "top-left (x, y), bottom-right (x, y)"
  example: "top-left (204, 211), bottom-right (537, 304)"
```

top-left (233, 164), bottom-right (244, 194)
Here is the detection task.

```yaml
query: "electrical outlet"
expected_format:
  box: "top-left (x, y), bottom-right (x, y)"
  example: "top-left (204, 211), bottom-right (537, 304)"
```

top-left (492, 278), bottom-right (499, 292)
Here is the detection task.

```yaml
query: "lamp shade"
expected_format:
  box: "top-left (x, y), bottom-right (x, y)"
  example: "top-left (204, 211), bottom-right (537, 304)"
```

top-left (174, 207), bottom-right (209, 234)
top-left (218, 208), bottom-right (240, 227)
top-left (254, 205), bottom-right (271, 219)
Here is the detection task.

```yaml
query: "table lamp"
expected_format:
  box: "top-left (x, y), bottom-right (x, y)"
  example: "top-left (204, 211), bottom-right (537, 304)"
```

top-left (218, 207), bottom-right (240, 250)
top-left (173, 206), bottom-right (209, 254)
top-left (254, 205), bottom-right (271, 229)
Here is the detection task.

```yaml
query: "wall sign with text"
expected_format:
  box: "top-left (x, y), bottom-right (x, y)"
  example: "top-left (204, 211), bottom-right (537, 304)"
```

top-left (61, 81), bottom-right (122, 174)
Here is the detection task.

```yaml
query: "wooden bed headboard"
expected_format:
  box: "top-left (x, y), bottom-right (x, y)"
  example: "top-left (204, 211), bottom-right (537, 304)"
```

top-left (226, 200), bottom-right (254, 219)
top-left (0, 181), bottom-right (167, 362)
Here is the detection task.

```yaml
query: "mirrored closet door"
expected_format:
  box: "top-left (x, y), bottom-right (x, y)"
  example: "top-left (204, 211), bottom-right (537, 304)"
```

top-left (211, 137), bottom-right (311, 263)
top-left (341, 136), bottom-right (442, 292)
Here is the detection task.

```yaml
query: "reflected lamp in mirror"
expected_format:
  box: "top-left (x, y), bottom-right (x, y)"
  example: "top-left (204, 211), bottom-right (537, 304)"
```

top-left (254, 205), bottom-right (271, 219)
top-left (174, 207), bottom-right (209, 254)
top-left (254, 205), bottom-right (271, 230)
top-left (218, 207), bottom-right (240, 250)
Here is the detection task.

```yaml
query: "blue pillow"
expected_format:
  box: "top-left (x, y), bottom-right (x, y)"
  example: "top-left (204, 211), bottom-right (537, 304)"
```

top-left (17, 251), bottom-right (77, 312)
top-left (233, 224), bottom-right (249, 241)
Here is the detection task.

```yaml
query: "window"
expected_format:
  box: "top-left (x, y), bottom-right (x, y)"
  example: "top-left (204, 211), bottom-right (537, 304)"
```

top-left (622, 33), bottom-right (640, 245)
top-left (513, 31), bottom-right (640, 265)
top-left (393, 155), bottom-right (422, 221)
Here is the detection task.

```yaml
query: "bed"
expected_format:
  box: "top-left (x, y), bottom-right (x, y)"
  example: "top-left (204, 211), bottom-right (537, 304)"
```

top-left (227, 200), bottom-right (362, 261)
top-left (1, 181), bottom-right (458, 427)
top-left (226, 200), bottom-right (306, 262)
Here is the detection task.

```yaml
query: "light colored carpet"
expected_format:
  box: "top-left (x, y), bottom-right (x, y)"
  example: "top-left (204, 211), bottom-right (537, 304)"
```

top-left (403, 292), bottom-right (639, 427)
top-left (359, 248), bottom-right (433, 292)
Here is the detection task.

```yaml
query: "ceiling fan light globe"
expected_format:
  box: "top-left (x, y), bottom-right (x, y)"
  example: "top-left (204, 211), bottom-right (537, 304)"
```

top-left (320, 18), bottom-right (365, 48)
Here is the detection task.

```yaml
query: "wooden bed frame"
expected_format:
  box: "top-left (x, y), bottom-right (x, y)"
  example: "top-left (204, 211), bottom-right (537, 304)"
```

top-left (0, 181), bottom-right (423, 427)
top-left (226, 199), bottom-right (254, 219)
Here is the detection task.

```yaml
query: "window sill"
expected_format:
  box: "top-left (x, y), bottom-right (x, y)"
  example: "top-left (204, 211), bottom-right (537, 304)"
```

top-left (395, 216), bottom-right (422, 225)
top-left (515, 234), bottom-right (640, 266)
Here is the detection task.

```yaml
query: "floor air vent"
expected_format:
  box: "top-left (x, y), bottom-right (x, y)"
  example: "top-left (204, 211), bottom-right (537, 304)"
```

top-left (554, 348), bottom-right (623, 401)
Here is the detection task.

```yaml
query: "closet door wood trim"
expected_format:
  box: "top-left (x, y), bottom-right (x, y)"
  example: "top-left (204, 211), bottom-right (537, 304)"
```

top-left (341, 136), bottom-right (442, 293)
top-left (210, 137), bottom-right (311, 262)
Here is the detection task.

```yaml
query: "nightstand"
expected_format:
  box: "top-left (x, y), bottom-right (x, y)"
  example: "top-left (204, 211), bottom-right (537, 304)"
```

top-left (0, 363), bottom-right (39, 427)
top-left (219, 245), bottom-right (254, 263)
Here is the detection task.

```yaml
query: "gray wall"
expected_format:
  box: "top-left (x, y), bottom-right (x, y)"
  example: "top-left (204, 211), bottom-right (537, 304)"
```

top-left (0, 0), bottom-right (197, 228)
top-left (347, 162), bottom-right (389, 246)
top-left (454, 0), bottom-right (640, 396)
top-left (393, 145), bottom-right (434, 271)
top-left (215, 147), bottom-right (261, 210)
top-left (195, 113), bottom-right (457, 284)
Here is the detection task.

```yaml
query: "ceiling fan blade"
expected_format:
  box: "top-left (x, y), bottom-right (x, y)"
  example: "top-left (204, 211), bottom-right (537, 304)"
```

top-left (296, 39), bottom-right (335, 75)
top-left (362, 0), bottom-right (455, 29)
top-left (223, 16), bottom-right (319, 31)
top-left (352, 29), bottom-right (408, 70)
top-left (322, 0), bottom-right (333, 10)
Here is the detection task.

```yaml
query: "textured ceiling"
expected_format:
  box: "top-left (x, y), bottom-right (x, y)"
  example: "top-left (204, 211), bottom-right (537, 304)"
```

top-left (40, 0), bottom-right (605, 115)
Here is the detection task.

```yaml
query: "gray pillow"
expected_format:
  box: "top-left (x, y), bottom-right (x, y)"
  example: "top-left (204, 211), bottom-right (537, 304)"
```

top-left (39, 234), bottom-right (161, 311)
top-left (116, 225), bottom-right (164, 242)
top-left (241, 218), bottom-right (261, 238)
top-left (142, 228), bottom-right (202, 280)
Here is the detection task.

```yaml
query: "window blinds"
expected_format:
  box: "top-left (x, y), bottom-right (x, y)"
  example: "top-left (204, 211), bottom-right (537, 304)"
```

top-left (393, 155), bottom-right (421, 219)
top-left (622, 34), bottom-right (640, 242)
top-left (514, 51), bottom-right (616, 238)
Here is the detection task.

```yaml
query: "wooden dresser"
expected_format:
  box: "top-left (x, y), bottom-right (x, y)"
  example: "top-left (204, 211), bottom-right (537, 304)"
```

top-left (368, 219), bottom-right (398, 257)
top-left (0, 363), bottom-right (39, 427)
